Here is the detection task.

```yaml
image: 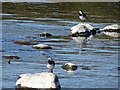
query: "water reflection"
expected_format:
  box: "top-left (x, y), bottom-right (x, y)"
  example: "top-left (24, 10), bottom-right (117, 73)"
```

top-left (72, 35), bottom-right (94, 53)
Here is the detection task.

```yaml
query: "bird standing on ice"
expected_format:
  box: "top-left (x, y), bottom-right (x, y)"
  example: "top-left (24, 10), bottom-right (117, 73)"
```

top-left (79, 10), bottom-right (90, 23)
top-left (47, 58), bottom-right (55, 73)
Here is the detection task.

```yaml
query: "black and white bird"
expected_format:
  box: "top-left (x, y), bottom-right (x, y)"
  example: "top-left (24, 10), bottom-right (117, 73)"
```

top-left (47, 58), bottom-right (55, 73)
top-left (79, 10), bottom-right (90, 23)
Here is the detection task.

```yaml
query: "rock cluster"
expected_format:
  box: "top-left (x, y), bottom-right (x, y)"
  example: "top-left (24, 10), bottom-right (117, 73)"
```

top-left (70, 23), bottom-right (120, 37)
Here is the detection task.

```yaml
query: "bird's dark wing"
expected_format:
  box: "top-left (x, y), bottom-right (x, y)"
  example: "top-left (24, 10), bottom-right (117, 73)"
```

top-left (48, 60), bottom-right (52, 64)
top-left (79, 12), bottom-right (82, 16)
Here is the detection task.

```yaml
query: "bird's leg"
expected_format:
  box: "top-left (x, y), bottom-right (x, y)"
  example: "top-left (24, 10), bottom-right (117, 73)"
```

top-left (83, 20), bottom-right (85, 24)
top-left (51, 69), bottom-right (53, 73)
top-left (82, 20), bottom-right (84, 24)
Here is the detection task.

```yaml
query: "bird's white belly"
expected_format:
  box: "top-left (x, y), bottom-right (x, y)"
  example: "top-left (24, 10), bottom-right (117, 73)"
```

top-left (47, 64), bottom-right (54, 69)
top-left (79, 16), bottom-right (86, 20)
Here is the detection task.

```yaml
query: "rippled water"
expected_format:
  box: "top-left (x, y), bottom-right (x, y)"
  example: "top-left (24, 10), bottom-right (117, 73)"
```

top-left (2, 2), bottom-right (119, 88)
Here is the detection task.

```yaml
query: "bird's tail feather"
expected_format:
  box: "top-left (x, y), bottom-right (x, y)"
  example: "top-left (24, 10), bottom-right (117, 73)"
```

top-left (87, 18), bottom-right (90, 22)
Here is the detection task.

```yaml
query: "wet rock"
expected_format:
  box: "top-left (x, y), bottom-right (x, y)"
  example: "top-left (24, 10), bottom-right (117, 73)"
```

top-left (62, 63), bottom-right (77, 72)
top-left (13, 40), bottom-right (37, 45)
top-left (101, 24), bottom-right (120, 31)
top-left (16, 72), bottom-right (61, 89)
top-left (32, 44), bottom-right (52, 49)
top-left (99, 24), bottom-right (120, 37)
top-left (2, 55), bottom-right (20, 59)
top-left (69, 23), bottom-right (95, 37)
top-left (39, 32), bottom-right (52, 37)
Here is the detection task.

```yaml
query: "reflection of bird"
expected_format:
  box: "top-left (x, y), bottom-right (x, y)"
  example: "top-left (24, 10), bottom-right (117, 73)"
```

top-left (79, 10), bottom-right (90, 23)
top-left (47, 58), bottom-right (55, 73)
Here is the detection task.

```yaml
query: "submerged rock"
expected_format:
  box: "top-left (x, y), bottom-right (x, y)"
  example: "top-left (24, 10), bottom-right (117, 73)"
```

top-left (13, 40), bottom-right (37, 45)
top-left (2, 55), bottom-right (20, 59)
top-left (16, 72), bottom-right (61, 89)
top-left (39, 32), bottom-right (52, 37)
top-left (62, 63), bottom-right (77, 72)
top-left (32, 44), bottom-right (52, 49)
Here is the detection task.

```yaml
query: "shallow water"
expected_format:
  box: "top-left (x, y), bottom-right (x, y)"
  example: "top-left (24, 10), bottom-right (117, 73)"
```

top-left (2, 2), bottom-right (119, 88)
